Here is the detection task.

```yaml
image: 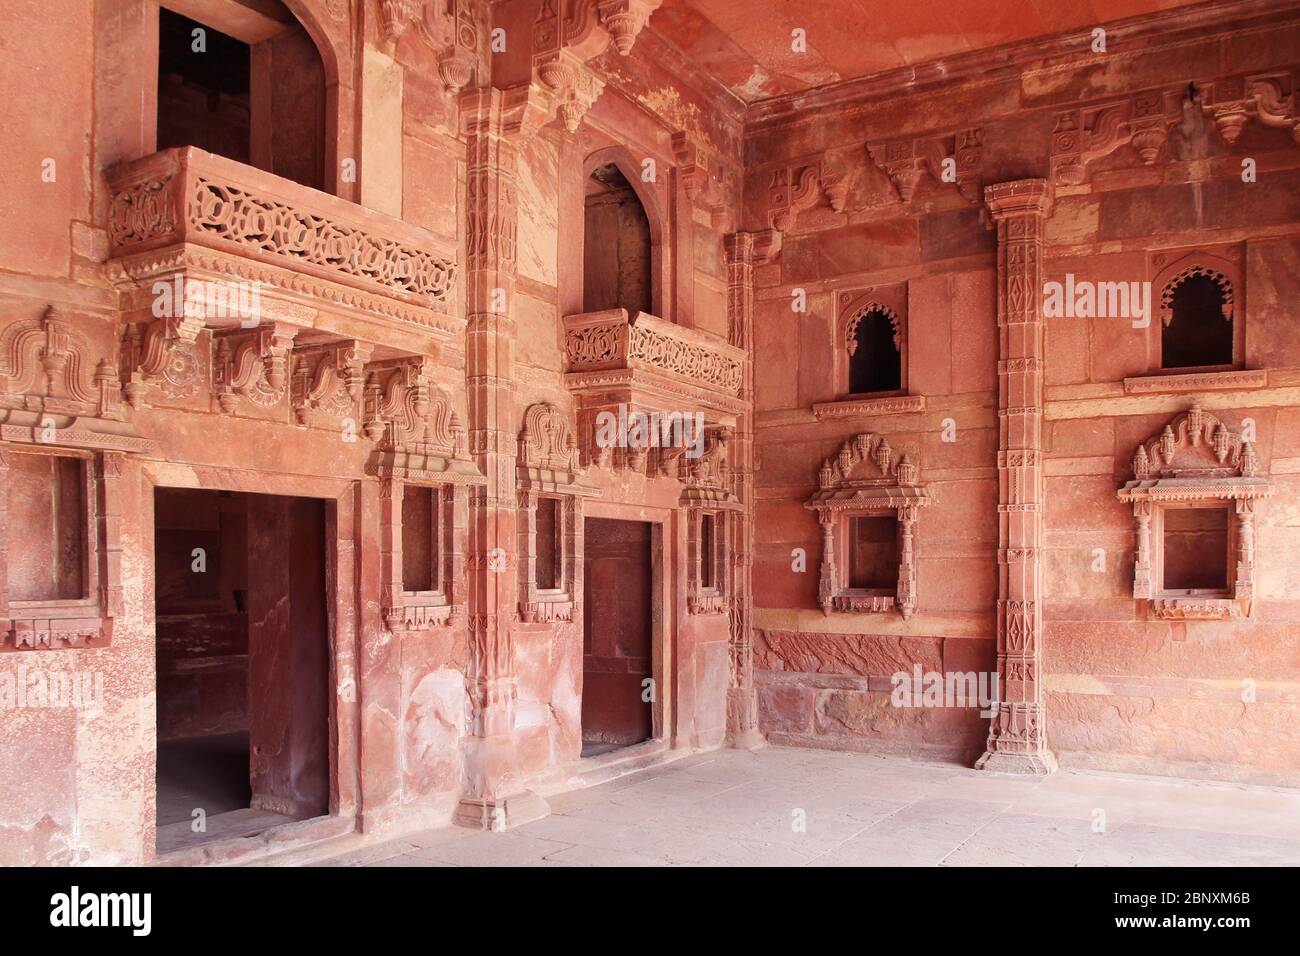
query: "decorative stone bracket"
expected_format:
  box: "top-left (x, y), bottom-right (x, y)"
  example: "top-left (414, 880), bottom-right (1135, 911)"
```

top-left (866, 128), bottom-right (983, 203)
top-left (766, 163), bottom-right (843, 231)
top-left (291, 341), bottom-right (373, 428)
top-left (1117, 402), bottom-right (1270, 620)
top-left (530, 0), bottom-right (662, 133)
top-left (672, 131), bottom-right (737, 233)
top-left (804, 433), bottom-right (929, 619)
top-left (213, 323), bottom-right (298, 414)
top-left (1199, 70), bottom-right (1300, 145)
top-left (1050, 90), bottom-right (1183, 185)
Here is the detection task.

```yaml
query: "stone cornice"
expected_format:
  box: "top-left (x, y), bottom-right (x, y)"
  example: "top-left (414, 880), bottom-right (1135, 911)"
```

top-left (743, 0), bottom-right (1300, 129)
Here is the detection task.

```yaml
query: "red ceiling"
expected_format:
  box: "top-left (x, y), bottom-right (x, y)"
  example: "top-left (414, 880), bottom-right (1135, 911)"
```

top-left (651, 0), bottom-right (1213, 103)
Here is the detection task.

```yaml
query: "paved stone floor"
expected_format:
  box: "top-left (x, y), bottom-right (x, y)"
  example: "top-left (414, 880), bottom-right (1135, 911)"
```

top-left (311, 747), bottom-right (1300, 867)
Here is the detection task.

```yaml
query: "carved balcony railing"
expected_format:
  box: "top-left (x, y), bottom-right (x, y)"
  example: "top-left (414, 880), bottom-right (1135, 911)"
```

top-left (105, 147), bottom-right (458, 336)
top-left (562, 308), bottom-right (745, 414)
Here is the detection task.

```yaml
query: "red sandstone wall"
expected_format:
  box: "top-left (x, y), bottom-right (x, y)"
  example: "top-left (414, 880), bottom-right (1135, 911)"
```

top-left (748, 19), bottom-right (1300, 784)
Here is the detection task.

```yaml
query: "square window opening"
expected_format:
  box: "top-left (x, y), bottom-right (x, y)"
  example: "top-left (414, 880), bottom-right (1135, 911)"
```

top-left (848, 515), bottom-right (899, 591)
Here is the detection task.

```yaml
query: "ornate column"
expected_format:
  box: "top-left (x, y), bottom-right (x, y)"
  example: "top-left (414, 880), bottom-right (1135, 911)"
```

top-left (723, 229), bottom-right (778, 749)
top-left (976, 180), bottom-right (1058, 775)
top-left (455, 87), bottom-right (550, 829)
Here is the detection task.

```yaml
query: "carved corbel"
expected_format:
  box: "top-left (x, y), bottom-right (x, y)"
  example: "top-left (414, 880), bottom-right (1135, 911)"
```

top-left (1201, 72), bottom-right (1300, 145)
top-left (120, 314), bottom-right (204, 407)
top-left (213, 323), bottom-right (298, 413)
top-left (673, 132), bottom-right (734, 231)
top-left (378, 0), bottom-right (418, 42)
top-left (530, 0), bottom-right (660, 133)
top-left (597, 0), bottom-right (660, 55)
top-left (866, 140), bottom-right (929, 203)
top-left (767, 165), bottom-right (822, 231)
top-left (414, 0), bottom-right (479, 92)
top-left (868, 129), bottom-right (984, 203)
top-left (291, 341), bottom-right (373, 427)
top-left (1051, 90), bottom-right (1181, 184)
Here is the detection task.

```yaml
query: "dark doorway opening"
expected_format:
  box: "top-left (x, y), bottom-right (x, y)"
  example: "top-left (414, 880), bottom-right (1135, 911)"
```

top-left (581, 518), bottom-right (654, 757)
top-left (156, 4), bottom-right (327, 192)
top-left (154, 488), bottom-right (329, 854)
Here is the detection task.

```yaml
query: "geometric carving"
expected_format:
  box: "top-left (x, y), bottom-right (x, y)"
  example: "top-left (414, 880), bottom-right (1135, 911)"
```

top-left (804, 433), bottom-right (929, 619)
top-left (563, 309), bottom-right (744, 396)
top-left (105, 148), bottom-right (458, 327)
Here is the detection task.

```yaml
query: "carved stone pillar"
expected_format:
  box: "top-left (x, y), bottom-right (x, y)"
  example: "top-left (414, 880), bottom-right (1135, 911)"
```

top-left (455, 88), bottom-right (548, 829)
top-left (722, 230), bottom-right (777, 749)
top-left (977, 180), bottom-right (1058, 775)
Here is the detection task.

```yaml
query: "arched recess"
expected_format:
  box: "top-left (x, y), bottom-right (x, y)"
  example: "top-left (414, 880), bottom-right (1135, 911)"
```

top-left (278, 0), bottom-right (356, 200)
top-left (581, 146), bottom-right (669, 321)
top-left (1152, 251), bottom-right (1243, 371)
top-left (150, 0), bottom-right (355, 198)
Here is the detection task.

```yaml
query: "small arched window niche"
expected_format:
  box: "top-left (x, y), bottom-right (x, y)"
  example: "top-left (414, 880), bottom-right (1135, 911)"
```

top-left (1117, 403), bottom-right (1270, 620)
top-left (847, 304), bottom-right (903, 395)
top-left (1154, 252), bottom-right (1243, 373)
top-left (805, 433), bottom-right (930, 619)
top-left (814, 288), bottom-right (922, 420)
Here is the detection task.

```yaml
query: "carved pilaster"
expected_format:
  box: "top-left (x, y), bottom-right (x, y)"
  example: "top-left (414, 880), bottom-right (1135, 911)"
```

top-left (977, 179), bottom-right (1057, 775)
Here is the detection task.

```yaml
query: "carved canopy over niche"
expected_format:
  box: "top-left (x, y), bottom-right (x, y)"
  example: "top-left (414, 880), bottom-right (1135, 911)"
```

top-left (676, 426), bottom-right (741, 616)
top-left (0, 308), bottom-right (154, 652)
top-left (804, 433), bottom-right (930, 619)
top-left (517, 402), bottom-right (599, 624)
top-left (1117, 403), bottom-right (1270, 620)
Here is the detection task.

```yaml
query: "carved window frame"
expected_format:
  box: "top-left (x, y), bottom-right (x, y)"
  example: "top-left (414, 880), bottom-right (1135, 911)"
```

top-left (380, 478), bottom-right (466, 632)
top-left (517, 403), bottom-right (599, 624)
top-left (1149, 249), bottom-right (1245, 375)
top-left (838, 287), bottom-right (908, 400)
top-left (686, 507), bottom-right (730, 615)
top-left (805, 433), bottom-right (929, 619)
top-left (1117, 403), bottom-right (1269, 620)
top-left (1, 446), bottom-right (124, 651)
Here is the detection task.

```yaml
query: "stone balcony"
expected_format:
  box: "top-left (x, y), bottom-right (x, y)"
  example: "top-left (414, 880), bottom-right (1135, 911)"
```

top-left (562, 308), bottom-right (746, 418)
top-left (104, 147), bottom-right (458, 346)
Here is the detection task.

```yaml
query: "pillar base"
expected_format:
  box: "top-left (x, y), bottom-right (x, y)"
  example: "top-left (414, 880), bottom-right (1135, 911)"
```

top-left (975, 749), bottom-right (1058, 775)
top-left (453, 790), bottom-right (550, 831)
top-left (726, 727), bottom-right (766, 750)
